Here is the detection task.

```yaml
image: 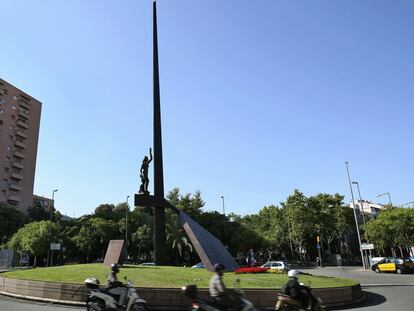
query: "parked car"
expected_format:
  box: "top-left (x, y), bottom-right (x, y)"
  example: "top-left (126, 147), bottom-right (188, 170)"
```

top-left (138, 262), bottom-right (156, 266)
top-left (370, 257), bottom-right (386, 267)
top-left (191, 262), bottom-right (205, 268)
top-left (261, 261), bottom-right (288, 271)
top-left (371, 257), bottom-right (414, 274)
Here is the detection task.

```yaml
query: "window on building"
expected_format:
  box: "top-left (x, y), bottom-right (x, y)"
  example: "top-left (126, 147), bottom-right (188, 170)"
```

top-left (0, 109), bottom-right (4, 115)
top-left (4, 167), bottom-right (9, 172)
top-left (12, 105), bottom-right (16, 110)
top-left (6, 145), bottom-right (11, 151)
top-left (2, 189), bottom-right (6, 196)
top-left (13, 96), bottom-right (17, 101)
top-left (0, 99), bottom-right (5, 104)
top-left (3, 178), bottom-right (7, 183)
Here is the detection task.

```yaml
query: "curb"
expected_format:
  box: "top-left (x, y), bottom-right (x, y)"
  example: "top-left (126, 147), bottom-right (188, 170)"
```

top-left (361, 283), bottom-right (414, 287)
top-left (0, 290), bottom-right (86, 307)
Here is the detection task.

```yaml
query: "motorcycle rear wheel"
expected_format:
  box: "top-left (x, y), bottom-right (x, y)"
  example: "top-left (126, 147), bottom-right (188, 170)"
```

top-left (131, 302), bottom-right (147, 311)
top-left (86, 297), bottom-right (105, 311)
top-left (275, 302), bottom-right (301, 311)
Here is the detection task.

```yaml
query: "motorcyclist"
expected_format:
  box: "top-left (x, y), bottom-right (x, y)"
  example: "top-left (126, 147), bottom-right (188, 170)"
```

top-left (107, 263), bottom-right (126, 306)
top-left (209, 263), bottom-right (240, 310)
top-left (281, 270), bottom-right (311, 310)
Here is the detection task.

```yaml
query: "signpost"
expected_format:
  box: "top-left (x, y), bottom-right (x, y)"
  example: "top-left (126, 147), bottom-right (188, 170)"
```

top-left (361, 243), bottom-right (374, 250)
top-left (50, 243), bottom-right (61, 267)
top-left (50, 243), bottom-right (61, 250)
top-left (316, 235), bottom-right (322, 267)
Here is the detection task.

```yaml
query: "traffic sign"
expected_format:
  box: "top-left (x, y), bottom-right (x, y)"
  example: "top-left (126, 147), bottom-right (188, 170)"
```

top-left (361, 243), bottom-right (374, 250)
top-left (50, 243), bottom-right (61, 250)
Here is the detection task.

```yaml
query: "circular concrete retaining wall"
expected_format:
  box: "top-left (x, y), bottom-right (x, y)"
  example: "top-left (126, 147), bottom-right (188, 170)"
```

top-left (0, 276), bottom-right (363, 310)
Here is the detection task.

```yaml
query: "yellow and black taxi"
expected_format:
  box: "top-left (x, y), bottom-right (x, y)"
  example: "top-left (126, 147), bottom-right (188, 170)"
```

top-left (371, 257), bottom-right (414, 274)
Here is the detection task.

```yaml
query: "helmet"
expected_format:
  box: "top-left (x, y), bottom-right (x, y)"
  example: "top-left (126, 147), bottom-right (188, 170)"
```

top-left (214, 263), bottom-right (226, 273)
top-left (111, 263), bottom-right (120, 273)
top-left (288, 269), bottom-right (299, 278)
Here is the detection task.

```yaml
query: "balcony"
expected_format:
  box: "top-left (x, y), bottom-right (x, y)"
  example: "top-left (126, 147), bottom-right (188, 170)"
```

top-left (9, 183), bottom-right (22, 191)
top-left (14, 151), bottom-right (25, 159)
top-left (16, 130), bottom-right (27, 138)
top-left (11, 173), bottom-right (23, 180)
top-left (18, 101), bottom-right (30, 110)
top-left (17, 121), bottom-right (29, 129)
top-left (12, 161), bottom-right (24, 169)
top-left (15, 141), bottom-right (27, 149)
top-left (18, 111), bottom-right (29, 119)
top-left (8, 196), bottom-right (21, 203)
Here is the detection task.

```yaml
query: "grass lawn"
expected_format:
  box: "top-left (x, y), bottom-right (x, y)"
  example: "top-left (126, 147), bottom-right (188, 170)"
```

top-left (3, 264), bottom-right (358, 289)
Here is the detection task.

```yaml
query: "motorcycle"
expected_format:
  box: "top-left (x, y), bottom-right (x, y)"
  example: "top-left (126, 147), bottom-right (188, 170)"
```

top-left (182, 284), bottom-right (259, 311)
top-left (84, 277), bottom-right (147, 311)
top-left (274, 284), bottom-right (324, 311)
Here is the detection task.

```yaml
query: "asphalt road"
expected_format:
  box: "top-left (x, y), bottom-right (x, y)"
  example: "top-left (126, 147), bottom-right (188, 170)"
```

top-left (1, 267), bottom-right (413, 310)
top-left (304, 266), bottom-right (414, 286)
top-left (0, 295), bottom-right (81, 311)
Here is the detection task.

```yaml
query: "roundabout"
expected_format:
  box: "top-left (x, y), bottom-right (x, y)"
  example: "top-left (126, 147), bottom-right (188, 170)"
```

top-left (0, 264), bottom-right (364, 310)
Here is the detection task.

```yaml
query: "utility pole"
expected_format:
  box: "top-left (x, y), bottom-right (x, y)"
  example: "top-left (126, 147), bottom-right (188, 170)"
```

top-left (126, 195), bottom-right (130, 261)
top-left (220, 196), bottom-right (226, 246)
top-left (47, 189), bottom-right (58, 267)
top-left (345, 162), bottom-right (366, 269)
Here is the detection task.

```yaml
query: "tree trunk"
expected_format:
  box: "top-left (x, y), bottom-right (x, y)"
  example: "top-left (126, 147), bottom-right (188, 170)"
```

top-left (399, 245), bottom-right (404, 258)
top-left (391, 247), bottom-right (396, 258)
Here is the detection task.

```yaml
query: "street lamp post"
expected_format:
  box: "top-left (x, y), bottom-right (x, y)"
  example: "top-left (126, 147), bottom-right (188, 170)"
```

top-left (126, 195), bottom-right (130, 261)
top-left (345, 162), bottom-right (366, 269)
top-left (48, 189), bottom-right (58, 267)
top-left (220, 196), bottom-right (226, 246)
top-left (351, 181), bottom-right (371, 265)
top-left (50, 189), bottom-right (58, 223)
top-left (351, 182), bottom-right (369, 241)
top-left (376, 192), bottom-right (392, 207)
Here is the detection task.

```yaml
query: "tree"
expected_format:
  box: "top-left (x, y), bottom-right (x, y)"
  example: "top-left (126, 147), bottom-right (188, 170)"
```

top-left (0, 203), bottom-right (26, 245)
top-left (131, 224), bottom-right (153, 262)
top-left (94, 204), bottom-right (115, 220)
top-left (27, 202), bottom-right (50, 221)
top-left (283, 190), bottom-right (316, 261)
top-left (72, 217), bottom-right (119, 262)
top-left (308, 193), bottom-right (354, 256)
top-left (166, 188), bottom-right (204, 217)
top-left (8, 220), bottom-right (59, 266)
top-left (166, 214), bottom-right (193, 265)
top-left (367, 208), bottom-right (414, 257)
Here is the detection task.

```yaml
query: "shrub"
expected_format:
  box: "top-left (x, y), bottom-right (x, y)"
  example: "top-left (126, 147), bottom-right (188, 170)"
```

top-left (234, 267), bottom-right (269, 274)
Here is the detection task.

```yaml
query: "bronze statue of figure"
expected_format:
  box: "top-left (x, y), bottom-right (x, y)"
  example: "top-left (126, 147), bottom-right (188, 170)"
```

top-left (139, 148), bottom-right (153, 194)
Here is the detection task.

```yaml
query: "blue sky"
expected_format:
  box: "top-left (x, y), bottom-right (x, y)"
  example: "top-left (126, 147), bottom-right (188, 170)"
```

top-left (2, 0), bottom-right (414, 217)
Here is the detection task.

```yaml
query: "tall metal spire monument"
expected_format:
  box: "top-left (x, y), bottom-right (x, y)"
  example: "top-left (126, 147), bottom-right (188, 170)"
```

top-left (135, 0), bottom-right (239, 271)
top-left (151, 0), bottom-right (167, 266)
